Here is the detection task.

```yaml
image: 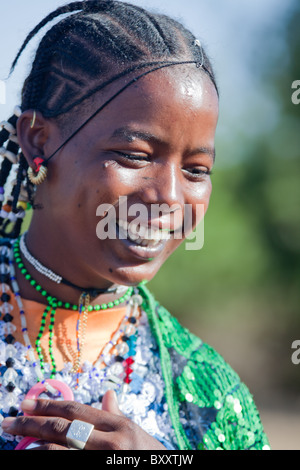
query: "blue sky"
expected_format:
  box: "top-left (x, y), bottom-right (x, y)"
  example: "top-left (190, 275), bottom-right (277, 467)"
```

top-left (0, 0), bottom-right (294, 164)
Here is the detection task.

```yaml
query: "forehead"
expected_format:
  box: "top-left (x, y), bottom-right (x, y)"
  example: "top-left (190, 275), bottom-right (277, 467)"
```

top-left (90, 66), bottom-right (219, 129)
top-left (124, 66), bottom-right (218, 112)
top-left (66, 65), bottom-right (219, 153)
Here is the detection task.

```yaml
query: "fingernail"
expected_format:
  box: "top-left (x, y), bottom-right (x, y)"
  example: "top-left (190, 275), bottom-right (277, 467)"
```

top-left (2, 417), bottom-right (16, 431)
top-left (21, 399), bottom-right (37, 412)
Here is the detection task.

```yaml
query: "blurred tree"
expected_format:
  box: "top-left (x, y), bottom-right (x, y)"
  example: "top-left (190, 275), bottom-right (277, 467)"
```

top-left (149, 0), bottom-right (300, 398)
top-left (236, 1), bottom-right (300, 302)
top-left (221, 1), bottom-right (300, 394)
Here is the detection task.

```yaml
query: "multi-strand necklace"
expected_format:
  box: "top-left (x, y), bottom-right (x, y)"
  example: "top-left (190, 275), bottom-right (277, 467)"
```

top-left (0, 240), bottom-right (192, 451)
top-left (0, 238), bottom-right (143, 391)
top-left (18, 232), bottom-right (127, 304)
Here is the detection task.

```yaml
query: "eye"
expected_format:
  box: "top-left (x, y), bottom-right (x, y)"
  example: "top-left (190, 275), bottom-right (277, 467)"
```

top-left (114, 151), bottom-right (149, 163)
top-left (183, 166), bottom-right (213, 179)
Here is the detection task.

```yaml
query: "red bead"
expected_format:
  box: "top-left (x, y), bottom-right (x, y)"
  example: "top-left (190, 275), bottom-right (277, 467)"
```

top-left (124, 357), bottom-right (134, 366)
top-left (125, 367), bottom-right (133, 375)
top-left (124, 376), bottom-right (132, 384)
top-left (33, 157), bottom-right (45, 172)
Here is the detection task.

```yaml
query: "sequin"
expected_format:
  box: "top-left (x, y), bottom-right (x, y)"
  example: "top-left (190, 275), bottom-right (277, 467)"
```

top-left (0, 310), bottom-right (177, 450)
top-left (233, 399), bottom-right (242, 414)
top-left (185, 393), bottom-right (194, 403)
top-left (226, 395), bottom-right (234, 403)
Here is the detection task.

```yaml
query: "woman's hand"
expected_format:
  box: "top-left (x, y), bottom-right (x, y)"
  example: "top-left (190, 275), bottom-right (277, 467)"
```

top-left (1, 390), bottom-right (166, 450)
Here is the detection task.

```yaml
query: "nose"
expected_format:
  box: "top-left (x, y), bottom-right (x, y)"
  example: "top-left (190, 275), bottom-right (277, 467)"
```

top-left (139, 162), bottom-right (185, 231)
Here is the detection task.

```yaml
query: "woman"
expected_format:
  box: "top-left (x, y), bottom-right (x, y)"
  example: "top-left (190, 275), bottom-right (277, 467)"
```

top-left (0, 0), bottom-right (270, 450)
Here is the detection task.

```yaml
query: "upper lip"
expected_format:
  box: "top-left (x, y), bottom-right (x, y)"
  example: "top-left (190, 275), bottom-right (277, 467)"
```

top-left (117, 219), bottom-right (170, 241)
top-left (117, 218), bottom-right (183, 237)
top-left (118, 214), bottom-right (183, 234)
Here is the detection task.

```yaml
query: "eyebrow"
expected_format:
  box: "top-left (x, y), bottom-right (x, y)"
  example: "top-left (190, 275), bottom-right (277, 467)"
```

top-left (110, 126), bottom-right (164, 145)
top-left (110, 126), bottom-right (215, 163)
top-left (189, 146), bottom-right (216, 163)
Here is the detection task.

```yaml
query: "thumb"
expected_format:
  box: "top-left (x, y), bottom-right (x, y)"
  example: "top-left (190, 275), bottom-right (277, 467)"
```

top-left (101, 389), bottom-right (122, 415)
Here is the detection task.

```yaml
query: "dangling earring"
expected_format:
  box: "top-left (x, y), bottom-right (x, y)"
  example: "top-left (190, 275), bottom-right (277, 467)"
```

top-left (27, 156), bottom-right (48, 185)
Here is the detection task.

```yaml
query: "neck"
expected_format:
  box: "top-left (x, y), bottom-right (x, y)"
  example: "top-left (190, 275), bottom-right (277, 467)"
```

top-left (15, 227), bottom-right (127, 307)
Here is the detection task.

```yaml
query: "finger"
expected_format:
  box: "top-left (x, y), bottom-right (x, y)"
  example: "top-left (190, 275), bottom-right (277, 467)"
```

top-left (3, 415), bottom-right (115, 451)
top-left (21, 399), bottom-right (121, 432)
top-left (101, 390), bottom-right (123, 416)
top-left (3, 415), bottom-right (71, 446)
top-left (31, 443), bottom-right (68, 450)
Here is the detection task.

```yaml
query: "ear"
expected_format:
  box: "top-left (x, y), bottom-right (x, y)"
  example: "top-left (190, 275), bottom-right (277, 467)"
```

top-left (16, 110), bottom-right (51, 169)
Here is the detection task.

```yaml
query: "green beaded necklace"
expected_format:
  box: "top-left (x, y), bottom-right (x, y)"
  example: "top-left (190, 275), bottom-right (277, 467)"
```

top-left (13, 240), bottom-right (132, 311)
top-left (13, 239), bottom-right (133, 377)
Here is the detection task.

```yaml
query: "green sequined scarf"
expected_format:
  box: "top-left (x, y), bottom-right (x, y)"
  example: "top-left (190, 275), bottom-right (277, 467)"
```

top-left (139, 285), bottom-right (270, 451)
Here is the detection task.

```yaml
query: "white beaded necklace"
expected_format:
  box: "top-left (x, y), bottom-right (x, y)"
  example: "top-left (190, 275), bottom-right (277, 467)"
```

top-left (19, 232), bottom-right (127, 295)
top-left (19, 233), bottom-right (62, 284)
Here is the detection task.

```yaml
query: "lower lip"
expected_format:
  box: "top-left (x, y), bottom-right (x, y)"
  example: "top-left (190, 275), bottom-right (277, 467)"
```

top-left (116, 224), bottom-right (168, 261)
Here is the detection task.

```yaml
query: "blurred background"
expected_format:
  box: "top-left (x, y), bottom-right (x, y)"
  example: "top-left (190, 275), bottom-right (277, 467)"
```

top-left (1, 0), bottom-right (299, 450)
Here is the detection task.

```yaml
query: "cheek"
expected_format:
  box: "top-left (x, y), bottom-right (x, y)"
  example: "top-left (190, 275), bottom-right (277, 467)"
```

top-left (188, 179), bottom-right (212, 228)
top-left (83, 164), bottom-right (142, 234)
top-left (165, 180), bottom-right (212, 255)
top-left (93, 163), bottom-right (138, 213)
top-left (59, 161), bottom-right (128, 208)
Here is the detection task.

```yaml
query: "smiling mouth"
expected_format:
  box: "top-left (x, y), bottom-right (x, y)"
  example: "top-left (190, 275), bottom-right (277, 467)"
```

top-left (115, 219), bottom-right (177, 261)
top-left (117, 219), bottom-right (172, 247)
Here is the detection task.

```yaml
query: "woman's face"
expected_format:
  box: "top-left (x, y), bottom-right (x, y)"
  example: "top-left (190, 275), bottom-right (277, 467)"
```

top-left (30, 67), bottom-right (219, 288)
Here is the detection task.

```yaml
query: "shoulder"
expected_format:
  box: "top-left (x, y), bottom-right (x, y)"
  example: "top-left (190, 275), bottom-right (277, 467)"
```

top-left (141, 286), bottom-right (270, 450)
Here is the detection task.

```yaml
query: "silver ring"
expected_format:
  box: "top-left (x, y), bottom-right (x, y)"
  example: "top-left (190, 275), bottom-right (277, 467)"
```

top-left (66, 419), bottom-right (94, 450)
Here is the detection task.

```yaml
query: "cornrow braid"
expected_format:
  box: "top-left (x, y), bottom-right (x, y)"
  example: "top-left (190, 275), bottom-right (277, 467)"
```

top-left (9, 1), bottom-right (112, 74)
top-left (0, 0), bottom-right (218, 239)
top-left (17, 0), bottom-right (217, 118)
top-left (0, 106), bottom-right (31, 238)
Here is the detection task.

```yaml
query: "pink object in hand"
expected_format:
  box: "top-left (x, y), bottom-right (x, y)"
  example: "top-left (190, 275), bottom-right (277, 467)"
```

top-left (15, 380), bottom-right (74, 450)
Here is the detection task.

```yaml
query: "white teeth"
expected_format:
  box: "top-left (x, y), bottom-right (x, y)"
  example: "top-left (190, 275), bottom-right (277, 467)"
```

top-left (138, 225), bottom-right (147, 237)
top-left (129, 223), bottom-right (139, 235)
top-left (160, 230), bottom-right (171, 240)
top-left (127, 224), bottom-right (139, 240)
top-left (118, 224), bottom-right (128, 240)
top-left (117, 220), bottom-right (171, 246)
top-left (118, 220), bottom-right (128, 230)
top-left (148, 239), bottom-right (160, 247)
top-left (149, 229), bottom-right (160, 240)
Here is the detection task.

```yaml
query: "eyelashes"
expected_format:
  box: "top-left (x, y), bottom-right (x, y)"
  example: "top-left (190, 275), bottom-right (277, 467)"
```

top-left (186, 168), bottom-right (213, 176)
top-left (114, 151), bottom-right (149, 162)
top-left (113, 151), bottom-right (213, 179)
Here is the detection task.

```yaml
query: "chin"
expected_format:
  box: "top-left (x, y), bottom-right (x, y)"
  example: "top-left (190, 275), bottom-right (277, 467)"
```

top-left (108, 261), bottom-right (162, 287)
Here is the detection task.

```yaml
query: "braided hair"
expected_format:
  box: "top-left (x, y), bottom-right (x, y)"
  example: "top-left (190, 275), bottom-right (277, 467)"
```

top-left (0, 0), bottom-right (218, 238)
